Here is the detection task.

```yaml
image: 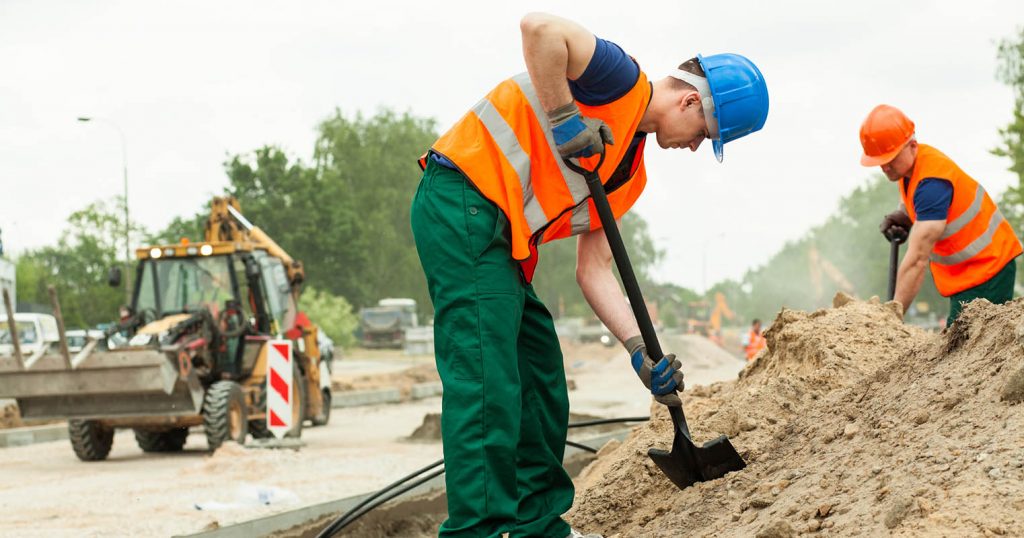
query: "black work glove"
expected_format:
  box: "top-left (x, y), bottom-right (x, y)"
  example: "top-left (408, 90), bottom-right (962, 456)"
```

top-left (879, 210), bottom-right (911, 243)
top-left (625, 336), bottom-right (684, 407)
top-left (549, 102), bottom-right (614, 158)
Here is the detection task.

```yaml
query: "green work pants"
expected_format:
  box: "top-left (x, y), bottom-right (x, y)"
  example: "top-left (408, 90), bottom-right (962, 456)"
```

top-left (410, 159), bottom-right (574, 538)
top-left (947, 257), bottom-right (1017, 325)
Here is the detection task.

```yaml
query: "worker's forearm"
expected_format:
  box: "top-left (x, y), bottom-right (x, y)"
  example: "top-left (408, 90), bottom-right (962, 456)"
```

top-left (577, 264), bottom-right (640, 345)
top-left (894, 254), bottom-right (928, 313)
top-left (520, 13), bottom-right (579, 112)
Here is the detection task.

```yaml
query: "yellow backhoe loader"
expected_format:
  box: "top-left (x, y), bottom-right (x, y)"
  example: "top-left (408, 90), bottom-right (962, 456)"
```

top-left (0, 197), bottom-right (332, 461)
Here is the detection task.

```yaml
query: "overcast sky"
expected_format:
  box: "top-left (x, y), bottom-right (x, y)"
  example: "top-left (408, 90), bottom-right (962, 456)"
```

top-left (1, 0), bottom-right (1021, 292)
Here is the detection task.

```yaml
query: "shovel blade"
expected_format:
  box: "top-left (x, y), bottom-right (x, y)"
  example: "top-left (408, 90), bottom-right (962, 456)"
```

top-left (648, 433), bottom-right (746, 490)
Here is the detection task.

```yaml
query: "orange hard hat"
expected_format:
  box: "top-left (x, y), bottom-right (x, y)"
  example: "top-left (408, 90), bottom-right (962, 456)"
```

top-left (859, 104), bottom-right (915, 167)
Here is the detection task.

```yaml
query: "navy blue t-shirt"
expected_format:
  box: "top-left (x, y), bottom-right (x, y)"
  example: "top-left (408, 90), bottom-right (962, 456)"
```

top-left (432, 37), bottom-right (645, 170)
top-left (570, 37), bottom-right (647, 190)
top-left (903, 177), bottom-right (953, 221)
top-left (569, 37), bottom-right (639, 105)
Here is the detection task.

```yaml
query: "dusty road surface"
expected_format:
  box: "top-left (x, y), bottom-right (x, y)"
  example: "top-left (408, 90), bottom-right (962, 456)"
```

top-left (0, 335), bottom-right (743, 537)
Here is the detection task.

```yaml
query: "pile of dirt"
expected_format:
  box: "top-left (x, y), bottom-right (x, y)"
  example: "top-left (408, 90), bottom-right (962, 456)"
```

top-left (333, 364), bottom-right (440, 400)
top-left (0, 399), bottom-right (22, 429)
top-left (407, 413), bottom-right (442, 441)
top-left (568, 294), bottom-right (1024, 537)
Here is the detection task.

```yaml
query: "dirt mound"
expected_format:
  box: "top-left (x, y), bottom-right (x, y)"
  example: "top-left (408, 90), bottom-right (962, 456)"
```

top-left (568, 294), bottom-right (1024, 537)
top-left (333, 364), bottom-right (440, 400)
top-left (0, 399), bottom-right (22, 429)
top-left (407, 413), bottom-right (442, 441)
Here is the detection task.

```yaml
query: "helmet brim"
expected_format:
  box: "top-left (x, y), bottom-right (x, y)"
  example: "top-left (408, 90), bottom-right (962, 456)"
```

top-left (860, 145), bottom-right (902, 167)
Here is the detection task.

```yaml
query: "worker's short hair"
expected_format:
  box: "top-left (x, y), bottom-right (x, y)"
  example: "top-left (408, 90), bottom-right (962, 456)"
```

top-left (667, 57), bottom-right (706, 92)
top-left (752, 318), bottom-right (761, 325)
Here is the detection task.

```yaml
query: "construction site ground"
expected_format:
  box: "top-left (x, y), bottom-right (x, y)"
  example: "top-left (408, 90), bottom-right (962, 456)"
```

top-left (0, 334), bottom-right (745, 537)
top-left (278, 296), bottom-right (1024, 538)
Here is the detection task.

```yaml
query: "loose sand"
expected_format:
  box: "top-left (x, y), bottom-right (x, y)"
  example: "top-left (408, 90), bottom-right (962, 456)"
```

top-left (568, 295), bottom-right (1024, 537)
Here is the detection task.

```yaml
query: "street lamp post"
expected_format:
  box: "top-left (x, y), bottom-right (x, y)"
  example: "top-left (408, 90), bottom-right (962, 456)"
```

top-left (77, 117), bottom-right (131, 307)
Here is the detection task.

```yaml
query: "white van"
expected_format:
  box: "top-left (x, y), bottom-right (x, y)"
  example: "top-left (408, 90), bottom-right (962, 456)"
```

top-left (0, 313), bottom-right (60, 358)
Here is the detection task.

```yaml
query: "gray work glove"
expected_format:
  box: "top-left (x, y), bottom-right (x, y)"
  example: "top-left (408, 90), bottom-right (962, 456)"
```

top-left (625, 336), bottom-right (684, 407)
top-left (548, 102), bottom-right (614, 158)
top-left (879, 209), bottom-right (912, 242)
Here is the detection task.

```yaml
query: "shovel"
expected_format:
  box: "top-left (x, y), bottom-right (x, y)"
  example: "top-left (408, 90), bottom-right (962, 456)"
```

top-left (884, 227), bottom-right (908, 301)
top-left (563, 155), bottom-right (745, 489)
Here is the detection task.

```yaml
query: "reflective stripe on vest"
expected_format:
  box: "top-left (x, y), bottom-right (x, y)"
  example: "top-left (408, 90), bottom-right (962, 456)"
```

top-left (931, 208), bottom-right (1007, 265)
top-left (468, 72), bottom-right (609, 238)
top-left (470, 96), bottom-right (548, 233)
top-left (429, 67), bottom-right (651, 267)
top-left (900, 144), bottom-right (1023, 295)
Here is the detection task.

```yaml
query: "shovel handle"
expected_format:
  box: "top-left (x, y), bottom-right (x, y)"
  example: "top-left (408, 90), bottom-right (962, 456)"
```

top-left (885, 229), bottom-right (907, 302)
top-left (562, 155), bottom-right (663, 360)
top-left (563, 155), bottom-right (692, 438)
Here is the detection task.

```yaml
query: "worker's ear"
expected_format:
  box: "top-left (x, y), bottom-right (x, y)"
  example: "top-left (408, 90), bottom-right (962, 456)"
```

top-left (681, 90), bottom-right (701, 110)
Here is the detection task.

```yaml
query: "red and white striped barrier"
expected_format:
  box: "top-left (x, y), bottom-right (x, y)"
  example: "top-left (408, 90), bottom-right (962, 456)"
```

top-left (266, 340), bottom-right (293, 438)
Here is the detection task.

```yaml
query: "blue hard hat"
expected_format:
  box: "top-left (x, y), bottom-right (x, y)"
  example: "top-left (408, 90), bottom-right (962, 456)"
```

top-left (697, 53), bottom-right (769, 162)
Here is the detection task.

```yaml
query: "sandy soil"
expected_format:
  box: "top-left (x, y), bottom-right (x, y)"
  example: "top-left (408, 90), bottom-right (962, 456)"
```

top-left (568, 294), bottom-right (1024, 537)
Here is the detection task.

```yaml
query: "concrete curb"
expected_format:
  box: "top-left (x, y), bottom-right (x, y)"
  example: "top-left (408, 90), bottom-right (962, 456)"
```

top-left (330, 381), bottom-right (442, 409)
top-left (0, 423), bottom-right (67, 448)
top-left (177, 427), bottom-right (634, 538)
top-left (410, 381), bottom-right (443, 399)
top-left (331, 387), bottom-right (402, 408)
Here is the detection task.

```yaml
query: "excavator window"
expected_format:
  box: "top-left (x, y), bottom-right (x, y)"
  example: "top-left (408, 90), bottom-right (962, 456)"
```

top-left (135, 256), bottom-right (237, 317)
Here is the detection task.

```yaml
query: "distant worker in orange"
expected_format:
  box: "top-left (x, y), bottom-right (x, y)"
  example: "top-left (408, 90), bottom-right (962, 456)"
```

top-left (742, 318), bottom-right (766, 361)
top-left (860, 105), bottom-right (1022, 325)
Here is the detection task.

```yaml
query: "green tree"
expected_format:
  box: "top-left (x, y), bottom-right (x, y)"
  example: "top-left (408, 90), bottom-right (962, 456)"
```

top-left (300, 286), bottom-right (358, 349)
top-left (222, 110), bottom-right (438, 315)
top-left (532, 212), bottom-right (665, 319)
top-left (17, 198), bottom-right (136, 327)
top-left (993, 27), bottom-right (1024, 187)
top-left (993, 27), bottom-right (1024, 290)
top-left (147, 213), bottom-right (206, 245)
top-left (735, 176), bottom-right (945, 322)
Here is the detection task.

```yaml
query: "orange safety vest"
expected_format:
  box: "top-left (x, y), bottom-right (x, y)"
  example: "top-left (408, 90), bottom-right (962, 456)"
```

top-left (744, 329), bottom-right (766, 361)
top-left (900, 144), bottom-right (1022, 296)
top-left (423, 68), bottom-right (652, 281)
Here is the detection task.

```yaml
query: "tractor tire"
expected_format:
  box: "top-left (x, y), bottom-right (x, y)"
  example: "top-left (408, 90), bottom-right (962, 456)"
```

top-left (311, 388), bottom-right (331, 426)
top-left (285, 364), bottom-right (308, 438)
top-left (203, 380), bottom-right (248, 451)
top-left (68, 419), bottom-right (114, 462)
top-left (133, 427), bottom-right (189, 452)
top-left (248, 385), bottom-right (273, 439)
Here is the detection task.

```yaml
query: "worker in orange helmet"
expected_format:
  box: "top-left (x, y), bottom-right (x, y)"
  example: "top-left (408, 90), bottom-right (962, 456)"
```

top-left (742, 318), bottom-right (766, 361)
top-left (860, 104), bottom-right (1022, 325)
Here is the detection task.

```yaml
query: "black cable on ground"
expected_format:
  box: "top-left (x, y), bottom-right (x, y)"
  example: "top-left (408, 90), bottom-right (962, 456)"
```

top-left (317, 467), bottom-right (445, 537)
top-left (317, 415), bottom-right (651, 537)
top-left (315, 459), bottom-right (443, 538)
top-left (564, 439), bottom-right (598, 454)
top-left (567, 416), bottom-right (649, 429)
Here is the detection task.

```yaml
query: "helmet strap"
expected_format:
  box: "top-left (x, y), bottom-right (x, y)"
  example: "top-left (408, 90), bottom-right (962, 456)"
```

top-left (669, 69), bottom-right (720, 141)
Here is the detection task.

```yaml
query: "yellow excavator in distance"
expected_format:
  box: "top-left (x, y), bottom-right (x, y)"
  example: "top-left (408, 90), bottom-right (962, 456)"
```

top-left (0, 196), bottom-right (332, 461)
top-left (684, 292), bottom-right (735, 346)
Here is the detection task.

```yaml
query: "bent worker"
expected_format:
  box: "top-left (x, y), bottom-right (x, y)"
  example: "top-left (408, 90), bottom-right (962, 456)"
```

top-left (742, 318), bottom-right (766, 361)
top-left (861, 104), bottom-right (1022, 326)
top-left (411, 12), bottom-right (768, 537)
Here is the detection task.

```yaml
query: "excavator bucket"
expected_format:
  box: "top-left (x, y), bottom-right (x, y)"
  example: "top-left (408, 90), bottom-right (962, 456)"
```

top-left (0, 347), bottom-right (204, 420)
